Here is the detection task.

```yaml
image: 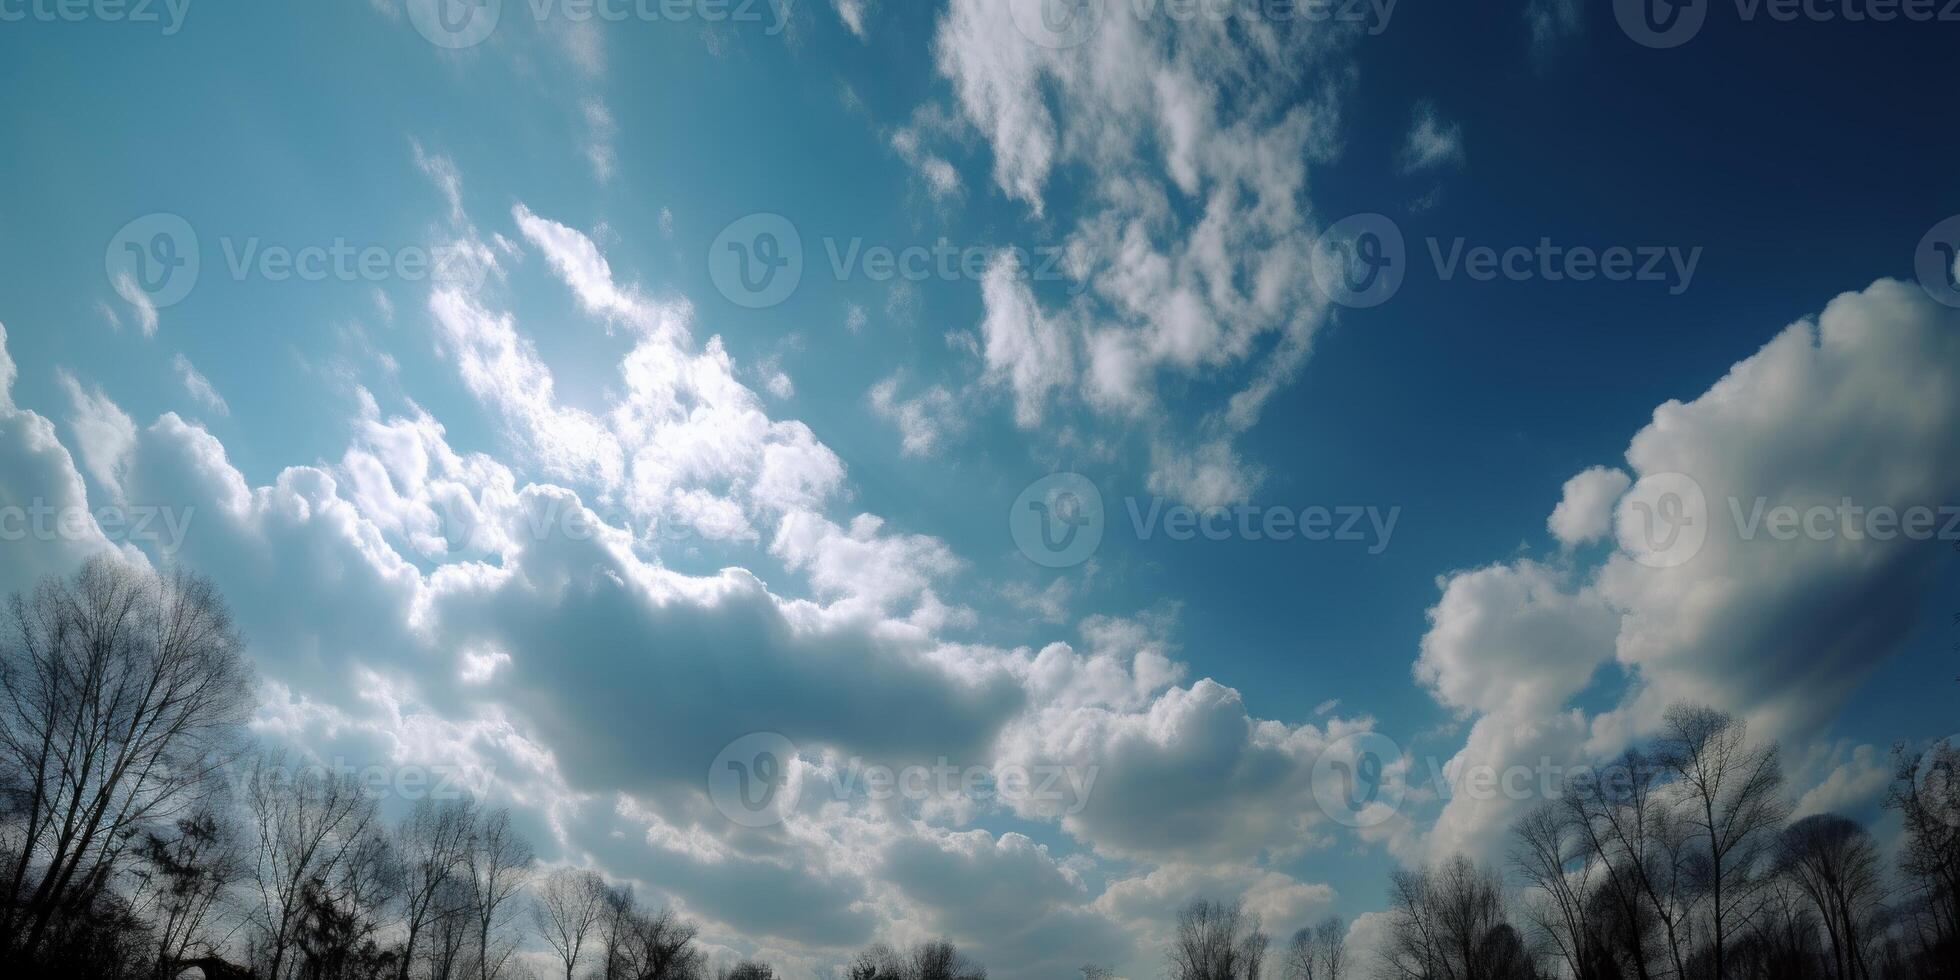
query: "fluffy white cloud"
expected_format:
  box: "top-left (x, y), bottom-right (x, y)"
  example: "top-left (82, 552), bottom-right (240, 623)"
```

top-left (1548, 466), bottom-right (1631, 546)
top-left (1413, 279), bottom-right (1960, 865)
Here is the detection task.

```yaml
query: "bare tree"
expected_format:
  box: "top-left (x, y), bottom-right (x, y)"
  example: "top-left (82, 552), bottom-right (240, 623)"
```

top-left (1169, 898), bottom-right (1267, 980)
top-left (397, 798), bottom-right (476, 980)
top-left (719, 962), bottom-right (777, 980)
top-left (242, 752), bottom-right (388, 980)
top-left (1885, 738), bottom-right (1960, 956)
top-left (909, 939), bottom-right (985, 980)
top-left (1511, 804), bottom-right (1609, 980)
top-left (535, 867), bottom-right (608, 980)
top-left (1660, 703), bottom-right (1786, 980)
top-left (1778, 814), bottom-right (1883, 980)
top-left (1376, 857), bottom-right (1535, 980)
top-left (845, 940), bottom-right (982, 980)
top-left (1562, 749), bottom-right (1690, 979)
top-left (0, 559), bottom-right (252, 959)
top-left (464, 808), bottom-right (533, 980)
top-left (1280, 916), bottom-right (1344, 980)
top-left (127, 809), bottom-right (244, 974)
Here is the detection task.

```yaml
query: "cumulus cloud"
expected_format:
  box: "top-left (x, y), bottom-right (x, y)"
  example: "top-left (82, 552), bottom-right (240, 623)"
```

top-left (1548, 466), bottom-right (1631, 546)
top-left (1413, 279), bottom-right (1960, 865)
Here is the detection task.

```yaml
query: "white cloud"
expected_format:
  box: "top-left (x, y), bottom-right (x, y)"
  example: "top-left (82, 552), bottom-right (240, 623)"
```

top-left (111, 272), bottom-right (160, 337)
top-left (868, 374), bottom-right (961, 456)
top-left (57, 369), bottom-right (138, 501)
top-left (1413, 279), bottom-right (1960, 866)
top-left (172, 353), bottom-right (230, 417)
top-left (1548, 466), bottom-right (1630, 546)
top-left (977, 252), bottom-right (1073, 428)
top-left (831, 0), bottom-right (872, 39)
top-left (1526, 0), bottom-right (1584, 59)
top-left (932, 0), bottom-right (1349, 505)
top-left (1398, 101), bottom-right (1464, 174)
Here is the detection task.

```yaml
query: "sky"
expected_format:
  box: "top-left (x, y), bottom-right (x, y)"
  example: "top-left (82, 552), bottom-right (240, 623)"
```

top-left (2, 0), bottom-right (1959, 977)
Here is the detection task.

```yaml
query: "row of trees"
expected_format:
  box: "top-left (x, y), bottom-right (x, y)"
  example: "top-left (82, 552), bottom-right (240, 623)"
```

top-left (1368, 704), bottom-right (1958, 980)
top-left (5, 559), bottom-right (1955, 980)
top-left (0, 559), bottom-right (824, 980)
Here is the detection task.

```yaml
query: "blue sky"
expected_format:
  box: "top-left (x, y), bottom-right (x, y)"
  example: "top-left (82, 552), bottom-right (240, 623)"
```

top-left (3, 1), bottom-right (1959, 976)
